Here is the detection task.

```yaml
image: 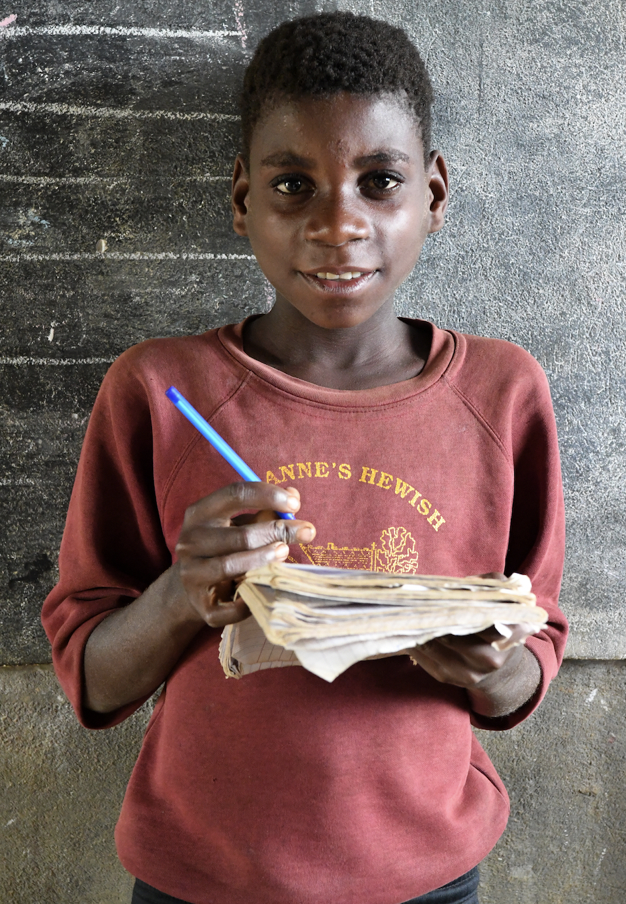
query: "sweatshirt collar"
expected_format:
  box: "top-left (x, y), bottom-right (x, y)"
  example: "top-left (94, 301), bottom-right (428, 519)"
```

top-left (216, 317), bottom-right (456, 409)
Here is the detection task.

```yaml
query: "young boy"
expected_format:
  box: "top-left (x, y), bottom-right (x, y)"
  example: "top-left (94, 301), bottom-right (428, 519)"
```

top-left (42, 12), bottom-right (568, 904)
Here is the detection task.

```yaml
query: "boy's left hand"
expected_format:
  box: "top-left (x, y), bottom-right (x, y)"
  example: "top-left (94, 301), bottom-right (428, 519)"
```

top-left (408, 573), bottom-right (542, 719)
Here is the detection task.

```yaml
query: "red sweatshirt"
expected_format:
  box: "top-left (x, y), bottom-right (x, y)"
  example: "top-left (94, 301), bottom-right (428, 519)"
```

top-left (42, 319), bottom-right (568, 904)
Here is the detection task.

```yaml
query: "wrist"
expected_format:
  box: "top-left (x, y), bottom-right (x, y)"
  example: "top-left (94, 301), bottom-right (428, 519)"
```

top-left (158, 564), bottom-right (208, 630)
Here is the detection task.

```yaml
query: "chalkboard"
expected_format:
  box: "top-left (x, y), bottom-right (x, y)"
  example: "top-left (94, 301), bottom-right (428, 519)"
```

top-left (1, 0), bottom-right (624, 664)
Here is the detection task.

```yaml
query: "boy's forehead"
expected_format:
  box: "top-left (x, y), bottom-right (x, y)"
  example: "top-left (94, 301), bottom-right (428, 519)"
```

top-left (250, 92), bottom-right (424, 166)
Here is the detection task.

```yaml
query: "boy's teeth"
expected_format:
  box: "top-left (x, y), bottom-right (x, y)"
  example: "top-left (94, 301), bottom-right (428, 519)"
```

top-left (316, 271), bottom-right (363, 280)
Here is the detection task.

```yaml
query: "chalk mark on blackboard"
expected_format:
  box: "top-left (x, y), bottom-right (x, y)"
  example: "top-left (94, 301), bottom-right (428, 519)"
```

top-left (0, 101), bottom-right (238, 122)
top-left (233, 1), bottom-right (247, 48)
top-left (0, 478), bottom-right (36, 485)
top-left (0, 175), bottom-right (232, 184)
top-left (0, 357), bottom-right (116, 366)
top-left (1, 252), bottom-right (256, 262)
top-left (0, 25), bottom-right (242, 40)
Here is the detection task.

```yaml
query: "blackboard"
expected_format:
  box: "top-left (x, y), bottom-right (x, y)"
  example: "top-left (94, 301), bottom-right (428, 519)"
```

top-left (1, 0), bottom-right (624, 665)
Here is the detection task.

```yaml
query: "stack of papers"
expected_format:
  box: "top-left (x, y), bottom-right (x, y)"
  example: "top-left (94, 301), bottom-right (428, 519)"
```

top-left (219, 563), bottom-right (547, 682)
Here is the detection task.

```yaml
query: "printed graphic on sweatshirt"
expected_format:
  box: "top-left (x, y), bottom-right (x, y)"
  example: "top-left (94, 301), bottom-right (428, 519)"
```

top-left (290, 527), bottom-right (419, 573)
top-left (266, 460), bottom-right (445, 532)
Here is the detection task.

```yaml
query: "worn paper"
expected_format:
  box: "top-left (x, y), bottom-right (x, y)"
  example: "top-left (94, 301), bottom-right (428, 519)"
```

top-left (219, 564), bottom-right (547, 682)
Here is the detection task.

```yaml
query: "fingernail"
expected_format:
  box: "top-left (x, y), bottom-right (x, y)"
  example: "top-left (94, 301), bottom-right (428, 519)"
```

top-left (276, 491), bottom-right (299, 511)
top-left (298, 526), bottom-right (315, 542)
top-left (272, 543), bottom-right (290, 559)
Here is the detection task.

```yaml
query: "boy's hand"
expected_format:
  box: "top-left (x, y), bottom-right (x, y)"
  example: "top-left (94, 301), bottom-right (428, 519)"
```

top-left (175, 482), bottom-right (315, 628)
top-left (85, 483), bottom-right (314, 713)
top-left (407, 573), bottom-right (542, 719)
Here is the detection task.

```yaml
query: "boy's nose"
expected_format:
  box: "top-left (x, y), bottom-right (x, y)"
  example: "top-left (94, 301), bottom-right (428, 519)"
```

top-left (304, 194), bottom-right (370, 246)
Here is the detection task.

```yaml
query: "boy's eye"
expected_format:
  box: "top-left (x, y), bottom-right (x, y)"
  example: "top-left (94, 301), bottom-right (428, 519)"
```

top-left (367, 173), bottom-right (401, 191)
top-left (274, 177), bottom-right (307, 195)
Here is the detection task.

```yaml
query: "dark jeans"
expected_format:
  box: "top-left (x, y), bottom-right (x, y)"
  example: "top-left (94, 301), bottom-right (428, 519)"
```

top-left (131, 867), bottom-right (479, 904)
top-left (402, 867), bottom-right (479, 903)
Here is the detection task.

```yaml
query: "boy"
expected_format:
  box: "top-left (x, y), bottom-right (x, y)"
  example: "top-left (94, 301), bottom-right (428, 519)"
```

top-left (42, 12), bottom-right (568, 904)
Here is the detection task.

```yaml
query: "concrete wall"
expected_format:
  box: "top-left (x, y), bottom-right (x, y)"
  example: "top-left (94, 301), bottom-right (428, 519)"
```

top-left (1, 1), bottom-right (624, 901)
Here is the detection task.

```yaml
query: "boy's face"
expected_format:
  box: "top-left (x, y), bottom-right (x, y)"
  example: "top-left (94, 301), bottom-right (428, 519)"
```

top-left (232, 92), bottom-right (448, 331)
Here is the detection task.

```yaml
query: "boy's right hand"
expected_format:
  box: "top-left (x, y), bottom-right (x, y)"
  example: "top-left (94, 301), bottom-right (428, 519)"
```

top-left (174, 482), bottom-right (315, 628)
top-left (83, 480), bottom-right (312, 714)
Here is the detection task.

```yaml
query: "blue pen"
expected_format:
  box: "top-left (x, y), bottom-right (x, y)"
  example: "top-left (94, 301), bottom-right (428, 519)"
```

top-left (165, 386), bottom-right (295, 520)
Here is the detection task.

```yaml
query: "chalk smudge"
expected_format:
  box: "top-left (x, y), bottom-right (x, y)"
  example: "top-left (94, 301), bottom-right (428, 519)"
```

top-left (0, 174), bottom-right (231, 184)
top-left (234, 0), bottom-right (248, 48)
top-left (0, 357), bottom-right (116, 366)
top-left (1, 251), bottom-right (255, 262)
top-left (0, 101), bottom-right (238, 122)
top-left (0, 24), bottom-right (239, 39)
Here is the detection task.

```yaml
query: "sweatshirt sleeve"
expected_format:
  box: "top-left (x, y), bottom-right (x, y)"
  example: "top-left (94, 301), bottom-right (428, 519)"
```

top-left (41, 348), bottom-right (173, 729)
top-left (463, 343), bottom-right (568, 731)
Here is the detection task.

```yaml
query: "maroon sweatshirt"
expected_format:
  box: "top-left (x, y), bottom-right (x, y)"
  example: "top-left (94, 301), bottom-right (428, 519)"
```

top-left (42, 319), bottom-right (568, 904)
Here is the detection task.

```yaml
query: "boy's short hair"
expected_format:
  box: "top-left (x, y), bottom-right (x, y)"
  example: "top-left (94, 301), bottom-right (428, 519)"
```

top-left (240, 11), bottom-right (434, 164)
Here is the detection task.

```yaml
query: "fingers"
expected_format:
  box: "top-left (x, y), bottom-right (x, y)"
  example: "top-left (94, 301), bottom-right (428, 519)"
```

top-left (435, 633), bottom-right (512, 672)
top-left (177, 517), bottom-right (313, 560)
top-left (409, 640), bottom-right (481, 687)
top-left (183, 482), bottom-right (302, 528)
top-left (177, 539), bottom-right (289, 627)
top-left (199, 581), bottom-right (251, 629)
top-left (176, 516), bottom-right (314, 595)
top-left (410, 632), bottom-right (524, 689)
top-left (176, 528), bottom-right (307, 627)
top-left (204, 599), bottom-right (251, 629)
top-left (175, 482), bottom-right (315, 628)
top-left (493, 623), bottom-right (534, 646)
top-left (182, 538), bottom-right (287, 585)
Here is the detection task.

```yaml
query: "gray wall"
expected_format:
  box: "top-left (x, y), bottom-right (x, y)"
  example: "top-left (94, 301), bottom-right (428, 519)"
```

top-left (1, 1), bottom-right (624, 901)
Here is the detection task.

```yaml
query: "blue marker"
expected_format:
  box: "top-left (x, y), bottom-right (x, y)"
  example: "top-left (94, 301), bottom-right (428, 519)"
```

top-left (165, 386), bottom-right (295, 520)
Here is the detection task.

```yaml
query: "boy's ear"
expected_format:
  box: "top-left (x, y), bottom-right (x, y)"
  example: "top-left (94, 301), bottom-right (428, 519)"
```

top-left (426, 151), bottom-right (449, 234)
top-left (232, 154), bottom-right (250, 237)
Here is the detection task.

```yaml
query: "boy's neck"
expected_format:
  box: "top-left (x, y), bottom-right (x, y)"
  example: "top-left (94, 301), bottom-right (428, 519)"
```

top-left (242, 300), bottom-right (431, 391)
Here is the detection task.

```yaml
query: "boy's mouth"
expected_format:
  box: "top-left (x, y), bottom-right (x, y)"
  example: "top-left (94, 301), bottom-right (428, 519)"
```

top-left (301, 269), bottom-right (376, 292)
top-left (314, 270), bottom-right (366, 280)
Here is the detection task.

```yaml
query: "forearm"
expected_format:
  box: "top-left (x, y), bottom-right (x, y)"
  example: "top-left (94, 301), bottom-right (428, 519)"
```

top-left (466, 644), bottom-right (541, 719)
top-left (83, 564), bottom-right (206, 714)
